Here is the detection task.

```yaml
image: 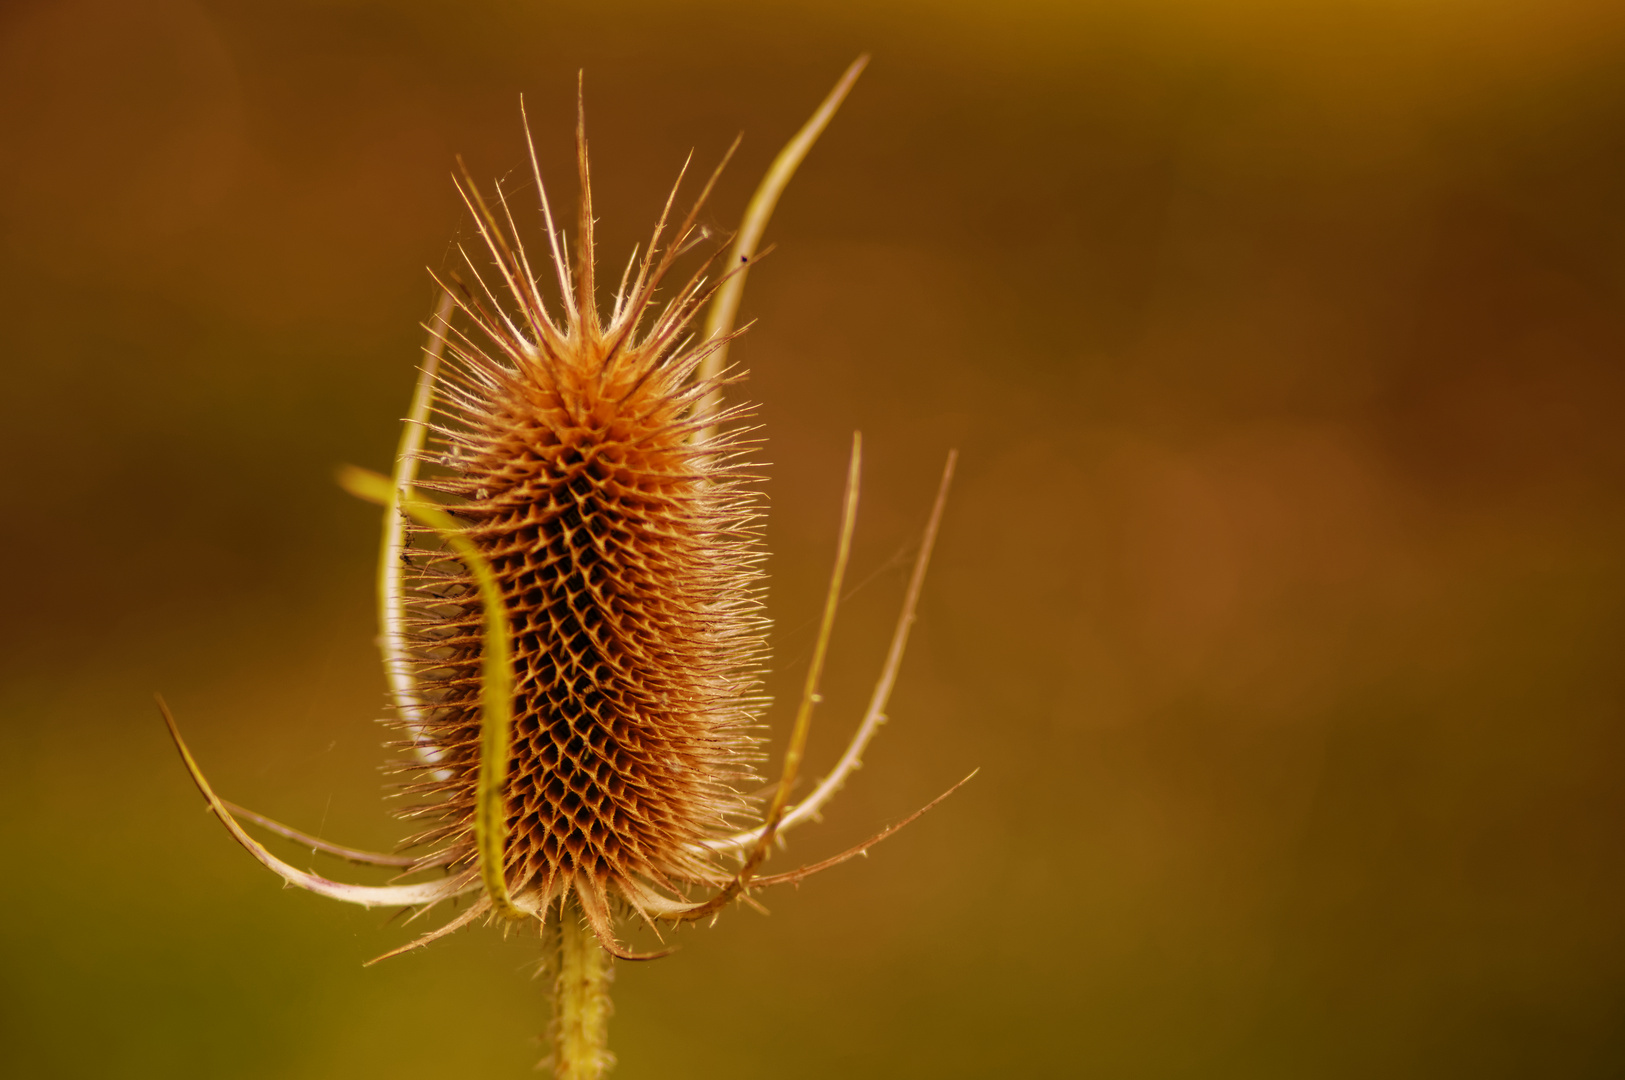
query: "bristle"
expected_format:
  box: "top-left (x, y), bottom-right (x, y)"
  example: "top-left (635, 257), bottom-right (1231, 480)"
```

top-left (401, 145), bottom-right (765, 921)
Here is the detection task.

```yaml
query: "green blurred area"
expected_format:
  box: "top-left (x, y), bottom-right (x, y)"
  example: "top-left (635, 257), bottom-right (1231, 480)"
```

top-left (3, 0), bottom-right (1624, 1076)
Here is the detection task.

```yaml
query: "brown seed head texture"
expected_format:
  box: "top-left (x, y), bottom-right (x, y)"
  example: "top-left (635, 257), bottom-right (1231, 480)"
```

top-left (396, 116), bottom-right (767, 941)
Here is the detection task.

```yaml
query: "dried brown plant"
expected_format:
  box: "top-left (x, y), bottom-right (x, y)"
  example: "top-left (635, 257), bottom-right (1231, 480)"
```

top-left (160, 57), bottom-right (967, 1078)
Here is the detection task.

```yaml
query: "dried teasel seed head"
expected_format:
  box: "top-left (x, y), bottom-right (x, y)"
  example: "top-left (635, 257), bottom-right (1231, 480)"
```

top-left (161, 59), bottom-right (967, 984)
top-left (394, 113), bottom-right (773, 944)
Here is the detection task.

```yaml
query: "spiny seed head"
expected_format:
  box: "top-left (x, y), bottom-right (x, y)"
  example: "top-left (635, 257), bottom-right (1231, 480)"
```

top-left (392, 111), bottom-right (770, 943)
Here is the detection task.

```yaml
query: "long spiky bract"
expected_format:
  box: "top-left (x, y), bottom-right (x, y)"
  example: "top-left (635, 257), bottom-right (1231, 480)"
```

top-left (160, 56), bottom-right (972, 1079)
top-left (384, 290), bottom-right (454, 768)
top-left (695, 54), bottom-right (869, 443)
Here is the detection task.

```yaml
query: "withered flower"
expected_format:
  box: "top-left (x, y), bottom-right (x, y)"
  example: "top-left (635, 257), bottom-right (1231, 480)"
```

top-left (162, 57), bottom-right (965, 1078)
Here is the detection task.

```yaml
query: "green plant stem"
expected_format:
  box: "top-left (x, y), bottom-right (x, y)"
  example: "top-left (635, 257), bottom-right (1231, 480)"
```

top-left (554, 901), bottom-right (614, 1079)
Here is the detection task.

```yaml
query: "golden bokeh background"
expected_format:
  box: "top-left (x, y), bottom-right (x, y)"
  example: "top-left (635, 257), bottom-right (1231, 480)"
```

top-left (3, 1), bottom-right (1623, 1076)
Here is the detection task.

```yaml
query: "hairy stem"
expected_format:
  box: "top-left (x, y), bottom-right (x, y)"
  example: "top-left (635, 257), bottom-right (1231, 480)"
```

top-left (553, 901), bottom-right (614, 1080)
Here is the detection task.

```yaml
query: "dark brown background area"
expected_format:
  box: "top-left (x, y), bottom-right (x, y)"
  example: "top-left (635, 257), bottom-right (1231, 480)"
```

top-left (3, 1), bottom-right (1624, 1076)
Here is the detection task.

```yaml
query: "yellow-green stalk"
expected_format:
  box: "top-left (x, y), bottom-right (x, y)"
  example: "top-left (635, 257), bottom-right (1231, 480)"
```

top-left (553, 901), bottom-right (616, 1080)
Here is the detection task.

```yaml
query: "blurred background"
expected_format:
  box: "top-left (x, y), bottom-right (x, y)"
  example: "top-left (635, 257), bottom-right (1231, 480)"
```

top-left (3, 0), bottom-right (1624, 1076)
